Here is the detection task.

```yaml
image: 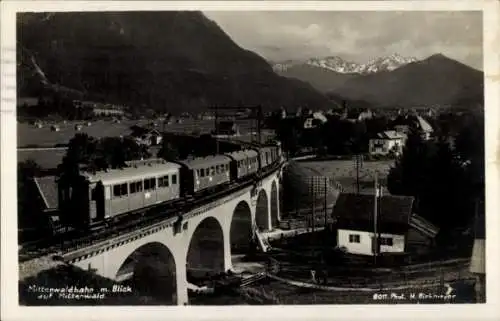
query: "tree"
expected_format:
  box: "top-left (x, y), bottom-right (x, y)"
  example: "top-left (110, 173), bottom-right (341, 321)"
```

top-left (194, 134), bottom-right (217, 157)
top-left (419, 136), bottom-right (465, 227)
top-left (158, 139), bottom-right (180, 161)
top-left (276, 119), bottom-right (300, 156)
top-left (387, 130), bottom-right (433, 202)
top-left (60, 133), bottom-right (98, 177)
top-left (388, 120), bottom-right (483, 235)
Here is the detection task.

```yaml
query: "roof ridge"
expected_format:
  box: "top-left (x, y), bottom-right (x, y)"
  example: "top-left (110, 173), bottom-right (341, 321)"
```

top-left (33, 176), bottom-right (51, 209)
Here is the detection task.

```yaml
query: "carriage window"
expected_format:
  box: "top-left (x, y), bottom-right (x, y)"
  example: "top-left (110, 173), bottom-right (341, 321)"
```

top-left (159, 175), bottom-right (169, 187)
top-left (199, 169), bottom-right (204, 177)
top-left (144, 178), bottom-right (156, 190)
top-left (130, 181), bottom-right (143, 194)
top-left (172, 174), bottom-right (177, 185)
top-left (210, 167), bottom-right (215, 175)
top-left (120, 183), bottom-right (128, 195)
top-left (113, 183), bottom-right (128, 197)
top-left (132, 181), bottom-right (143, 193)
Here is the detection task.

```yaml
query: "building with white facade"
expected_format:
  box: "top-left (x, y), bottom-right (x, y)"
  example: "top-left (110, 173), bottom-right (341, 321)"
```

top-left (332, 193), bottom-right (439, 256)
top-left (369, 130), bottom-right (407, 156)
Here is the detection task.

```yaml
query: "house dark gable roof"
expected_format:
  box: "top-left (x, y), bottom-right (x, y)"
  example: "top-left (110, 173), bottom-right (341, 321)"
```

top-left (33, 176), bottom-right (59, 210)
top-left (333, 193), bottom-right (414, 227)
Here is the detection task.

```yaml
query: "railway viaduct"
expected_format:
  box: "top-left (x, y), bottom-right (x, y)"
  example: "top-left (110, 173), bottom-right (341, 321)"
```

top-left (61, 164), bottom-right (284, 305)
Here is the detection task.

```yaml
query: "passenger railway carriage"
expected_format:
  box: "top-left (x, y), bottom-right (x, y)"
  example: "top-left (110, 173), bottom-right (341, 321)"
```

top-left (59, 159), bottom-right (181, 227)
top-left (225, 149), bottom-right (259, 180)
top-left (58, 143), bottom-right (283, 230)
top-left (176, 155), bottom-right (232, 195)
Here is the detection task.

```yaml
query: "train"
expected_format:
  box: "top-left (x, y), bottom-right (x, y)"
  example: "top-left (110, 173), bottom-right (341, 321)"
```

top-left (58, 144), bottom-right (282, 229)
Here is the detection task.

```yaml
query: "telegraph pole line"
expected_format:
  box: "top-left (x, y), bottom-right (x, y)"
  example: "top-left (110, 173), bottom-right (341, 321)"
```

top-left (355, 154), bottom-right (361, 194)
top-left (257, 106), bottom-right (262, 145)
top-left (214, 106), bottom-right (219, 154)
top-left (312, 177), bottom-right (316, 234)
top-left (324, 177), bottom-right (328, 228)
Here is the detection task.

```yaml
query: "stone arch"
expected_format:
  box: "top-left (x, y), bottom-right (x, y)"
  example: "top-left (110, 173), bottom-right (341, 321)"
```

top-left (116, 242), bottom-right (177, 305)
top-left (255, 189), bottom-right (270, 231)
top-left (186, 216), bottom-right (225, 279)
top-left (230, 200), bottom-right (253, 254)
top-left (271, 180), bottom-right (279, 228)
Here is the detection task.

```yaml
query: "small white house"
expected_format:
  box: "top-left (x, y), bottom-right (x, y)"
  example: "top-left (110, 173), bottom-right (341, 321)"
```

top-left (369, 131), bottom-right (406, 156)
top-left (332, 193), bottom-right (438, 257)
top-left (303, 112), bottom-right (328, 129)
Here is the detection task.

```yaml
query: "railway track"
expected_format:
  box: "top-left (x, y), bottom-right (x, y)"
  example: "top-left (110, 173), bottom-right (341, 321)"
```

top-left (19, 159), bottom-right (285, 262)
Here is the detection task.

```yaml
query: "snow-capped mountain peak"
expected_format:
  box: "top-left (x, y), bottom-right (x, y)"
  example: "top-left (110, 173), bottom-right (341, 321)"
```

top-left (363, 53), bottom-right (418, 73)
top-left (272, 53), bottom-right (418, 74)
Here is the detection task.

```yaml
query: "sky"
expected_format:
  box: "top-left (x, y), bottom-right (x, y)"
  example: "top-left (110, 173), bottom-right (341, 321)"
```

top-left (203, 11), bottom-right (483, 70)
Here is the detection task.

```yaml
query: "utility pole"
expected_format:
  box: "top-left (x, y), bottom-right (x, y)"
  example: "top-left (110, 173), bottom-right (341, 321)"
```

top-left (312, 177), bottom-right (316, 234)
top-left (214, 106), bottom-right (219, 154)
top-left (257, 106), bottom-right (262, 145)
top-left (324, 177), bottom-right (328, 228)
top-left (208, 106), bottom-right (263, 147)
top-left (354, 154), bottom-right (362, 194)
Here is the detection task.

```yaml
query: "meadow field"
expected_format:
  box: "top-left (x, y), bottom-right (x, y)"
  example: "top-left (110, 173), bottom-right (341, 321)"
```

top-left (17, 118), bottom-right (271, 148)
top-left (17, 119), bottom-right (149, 147)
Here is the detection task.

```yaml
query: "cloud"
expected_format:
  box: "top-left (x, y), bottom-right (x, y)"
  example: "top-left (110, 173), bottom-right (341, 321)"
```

top-left (203, 11), bottom-right (483, 70)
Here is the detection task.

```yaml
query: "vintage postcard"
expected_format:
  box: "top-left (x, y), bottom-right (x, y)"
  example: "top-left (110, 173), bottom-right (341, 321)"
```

top-left (1, 0), bottom-right (499, 320)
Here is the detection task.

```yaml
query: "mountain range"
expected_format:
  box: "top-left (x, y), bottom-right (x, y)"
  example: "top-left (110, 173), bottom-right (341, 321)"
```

top-left (274, 54), bottom-right (484, 109)
top-left (18, 12), bottom-right (484, 114)
top-left (273, 53), bottom-right (418, 75)
top-left (17, 12), bottom-right (333, 114)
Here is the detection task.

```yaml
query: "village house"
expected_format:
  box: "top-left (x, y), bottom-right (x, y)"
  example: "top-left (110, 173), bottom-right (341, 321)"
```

top-left (393, 115), bottom-right (434, 141)
top-left (130, 128), bottom-right (163, 146)
top-left (332, 193), bottom-right (439, 257)
top-left (92, 105), bottom-right (125, 117)
top-left (342, 108), bottom-right (374, 123)
top-left (30, 176), bottom-right (64, 234)
top-left (369, 130), bottom-right (407, 156)
top-left (303, 112), bottom-right (328, 129)
top-left (73, 100), bottom-right (125, 117)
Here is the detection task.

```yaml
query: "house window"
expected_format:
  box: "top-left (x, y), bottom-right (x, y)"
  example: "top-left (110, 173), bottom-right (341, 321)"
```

top-left (349, 234), bottom-right (360, 243)
top-left (380, 237), bottom-right (393, 246)
top-left (158, 175), bottom-right (169, 187)
top-left (172, 174), bottom-right (177, 185)
top-left (113, 183), bottom-right (128, 198)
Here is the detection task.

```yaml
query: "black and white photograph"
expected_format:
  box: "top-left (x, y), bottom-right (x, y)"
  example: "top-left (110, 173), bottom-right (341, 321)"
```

top-left (1, 0), bottom-right (498, 319)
